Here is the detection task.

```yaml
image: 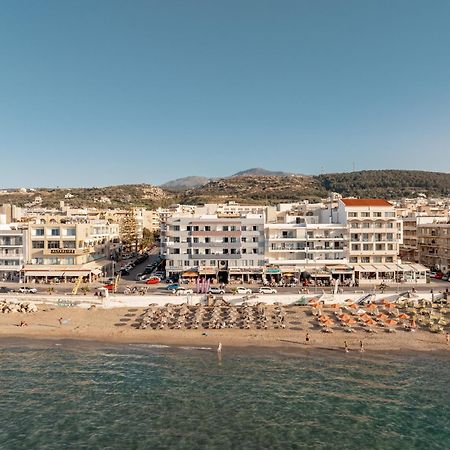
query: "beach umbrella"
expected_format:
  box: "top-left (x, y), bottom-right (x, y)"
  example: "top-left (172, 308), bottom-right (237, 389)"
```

top-left (348, 303), bottom-right (358, 310)
top-left (339, 313), bottom-right (352, 321)
top-left (398, 313), bottom-right (410, 320)
top-left (365, 318), bottom-right (377, 326)
top-left (376, 313), bottom-right (389, 320)
top-left (346, 318), bottom-right (357, 325)
top-left (322, 319), bottom-right (334, 328)
top-left (328, 303), bottom-right (340, 309)
top-left (359, 313), bottom-right (372, 321)
top-left (344, 299), bottom-right (354, 304)
top-left (366, 303), bottom-right (378, 311)
top-left (319, 315), bottom-right (330, 322)
top-left (384, 319), bottom-right (398, 327)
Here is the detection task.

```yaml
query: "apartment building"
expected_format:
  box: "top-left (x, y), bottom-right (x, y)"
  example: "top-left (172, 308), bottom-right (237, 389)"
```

top-left (265, 214), bottom-right (350, 283)
top-left (417, 223), bottom-right (450, 272)
top-left (21, 217), bottom-right (120, 282)
top-left (0, 223), bottom-right (26, 281)
top-left (161, 211), bottom-right (266, 283)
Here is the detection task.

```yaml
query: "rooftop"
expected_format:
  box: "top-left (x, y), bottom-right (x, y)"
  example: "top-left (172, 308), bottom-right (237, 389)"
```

top-left (341, 198), bottom-right (392, 207)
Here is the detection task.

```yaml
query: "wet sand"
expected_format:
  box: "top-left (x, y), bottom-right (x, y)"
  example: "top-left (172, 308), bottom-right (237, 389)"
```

top-left (1, 304), bottom-right (449, 353)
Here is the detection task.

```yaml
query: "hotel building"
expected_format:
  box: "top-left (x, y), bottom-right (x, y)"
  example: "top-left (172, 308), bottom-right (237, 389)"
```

top-left (21, 216), bottom-right (120, 282)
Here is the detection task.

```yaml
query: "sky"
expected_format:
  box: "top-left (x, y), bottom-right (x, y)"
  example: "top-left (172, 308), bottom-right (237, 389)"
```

top-left (1, 0), bottom-right (450, 187)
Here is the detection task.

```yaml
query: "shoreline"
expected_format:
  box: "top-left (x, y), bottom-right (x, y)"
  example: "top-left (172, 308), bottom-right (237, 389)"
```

top-left (0, 304), bottom-right (449, 354)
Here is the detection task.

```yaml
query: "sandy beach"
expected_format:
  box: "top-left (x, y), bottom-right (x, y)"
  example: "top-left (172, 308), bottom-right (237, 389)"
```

top-left (1, 304), bottom-right (449, 353)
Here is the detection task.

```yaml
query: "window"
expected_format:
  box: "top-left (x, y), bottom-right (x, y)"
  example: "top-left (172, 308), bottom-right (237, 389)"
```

top-left (241, 226), bottom-right (247, 231)
top-left (51, 228), bottom-right (60, 236)
top-left (252, 237), bottom-right (258, 243)
top-left (361, 212), bottom-right (370, 218)
top-left (361, 257), bottom-right (370, 263)
top-left (252, 226), bottom-right (258, 231)
top-left (241, 237), bottom-right (247, 242)
top-left (385, 212), bottom-right (395, 217)
top-left (375, 244), bottom-right (384, 251)
top-left (173, 225), bottom-right (180, 231)
top-left (204, 226), bottom-right (211, 231)
top-left (252, 248), bottom-right (258, 254)
top-left (31, 241), bottom-right (44, 249)
top-left (47, 241), bottom-right (60, 249)
top-left (223, 226), bottom-right (229, 231)
top-left (350, 257), bottom-right (358, 263)
top-left (373, 257), bottom-right (382, 263)
top-left (230, 237), bottom-right (237, 243)
top-left (66, 228), bottom-right (76, 236)
top-left (352, 244), bottom-right (360, 251)
top-left (351, 223), bottom-right (359, 229)
top-left (172, 248), bottom-right (180, 254)
top-left (205, 249), bottom-right (211, 255)
top-left (230, 226), bottom-right (237, 231)
top-left (348, 212), bottom-right (358, 218)
top-left (35, 228), bottom-right (44, 236)
top-left (362, 223), bottom-right (370, 228)
top-left (205, 237), bottom-right (210, 243)
top-left (386, 256), bottom-right (393, 263)
top-left (222, 249), bottom-right (229, 254)
top-left (242, 248), bottom-right (247, 254)
top-left (373, 212), bottom-right (382, 218)
top-left (63, 241), bottom-right (76, 249)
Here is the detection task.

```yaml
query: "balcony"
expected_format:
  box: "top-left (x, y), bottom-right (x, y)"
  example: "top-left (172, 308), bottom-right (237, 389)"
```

top-left (189, 254), bottom-right (241, 260)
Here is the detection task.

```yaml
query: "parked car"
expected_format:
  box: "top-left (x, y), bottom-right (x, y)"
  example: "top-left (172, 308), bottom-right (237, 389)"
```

top-left (0, 286), bottom-right (14, 293)
top-left (208, 287), bottom-right (225, 295)
top-left (18, 286), bottom-right (37, 294)
top-left (145, 277), bottom-right (161, 285)
top-left (259, 287), bottom-right (277, 294)
top-left (166, 283), bottom-right (180, 291)
top-left (435, 272), bottom-right (444, 279)
top-left (172, 287), bottom-right (194, 296)
top-left (235, 287), bottom-right (252, 294)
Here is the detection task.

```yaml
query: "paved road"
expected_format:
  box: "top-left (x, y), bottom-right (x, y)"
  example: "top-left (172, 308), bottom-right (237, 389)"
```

top-left (1, 245), bottom-right (449, 298)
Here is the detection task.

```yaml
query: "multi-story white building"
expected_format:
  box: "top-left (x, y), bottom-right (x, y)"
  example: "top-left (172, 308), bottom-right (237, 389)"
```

top-left (0, 222), bottom-right (26, 282)
top-left (161, 211), bottom-right (266, 283)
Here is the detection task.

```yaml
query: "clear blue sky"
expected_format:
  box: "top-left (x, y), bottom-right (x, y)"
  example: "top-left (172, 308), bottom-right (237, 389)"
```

top-left (1, 0), bottom-right (450, 187)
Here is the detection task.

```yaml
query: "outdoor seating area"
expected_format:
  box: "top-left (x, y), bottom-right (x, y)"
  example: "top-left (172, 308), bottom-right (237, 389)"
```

top-left (137, 303), bottom-right (287, 330)
top-left (309, 297), bottom-right (450, 334)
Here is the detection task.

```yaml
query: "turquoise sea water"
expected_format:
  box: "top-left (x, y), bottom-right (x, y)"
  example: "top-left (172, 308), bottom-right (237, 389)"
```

top-left (0, 340), bottom-right (449, 450)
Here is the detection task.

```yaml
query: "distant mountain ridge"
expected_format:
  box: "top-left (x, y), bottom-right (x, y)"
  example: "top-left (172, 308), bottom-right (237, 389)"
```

top-left (230, 168), bottom-right (294, 177)
top-left (2, 169), bottom-right (449, 209)
top-left (161, 176), bottom-right (210, 190)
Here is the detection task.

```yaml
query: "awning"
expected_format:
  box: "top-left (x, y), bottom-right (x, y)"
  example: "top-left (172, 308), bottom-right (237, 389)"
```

top-left (265, 268), bottom-right (281, 274)
top-left (199, 269), bottom-right (216, 275)
top-left (182, 271), bottom-right (199, 277)
top-left (92, 268), bottom-right (103, 276)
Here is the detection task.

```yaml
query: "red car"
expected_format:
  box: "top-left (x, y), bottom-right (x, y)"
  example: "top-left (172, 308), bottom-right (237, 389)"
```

top-left (145, 277), bottom-right (161, 285)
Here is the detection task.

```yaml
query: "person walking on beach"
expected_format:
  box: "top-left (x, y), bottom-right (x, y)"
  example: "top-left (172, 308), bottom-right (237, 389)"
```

top-left (344, 341), bottom-right (349, 353)
top-left (305, 333), bottom-right (310, 344)
top-left (360, 340), bottom-right (365, 352)
top-left (58, 317), bottom-right (63, 325)
top-left (446, 333), bottom-right (449, 345)
top-left (217, 342), bottom-right (222, 353)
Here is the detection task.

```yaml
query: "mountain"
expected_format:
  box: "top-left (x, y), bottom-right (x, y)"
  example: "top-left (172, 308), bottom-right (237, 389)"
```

top-left (230, 168), bottom-right (294, 177)
top-left (0, 184), bottom-right (172, 209)
top-left (178, 174), bottom-right (324, 205)
top-left (160, 176), bottom-right (210, 190)
top-left (316, 170), bottom-right (450, 198)
top-left (3, 169), bottom-right (450, 210)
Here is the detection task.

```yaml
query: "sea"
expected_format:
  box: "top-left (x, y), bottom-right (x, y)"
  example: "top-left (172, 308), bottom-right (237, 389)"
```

top-left (0, 339), bottom-right (449, 450)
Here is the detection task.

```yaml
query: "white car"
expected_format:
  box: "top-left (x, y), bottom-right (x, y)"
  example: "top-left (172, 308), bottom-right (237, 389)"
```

top-left (236, 287), bottom-right (252, 294)
top-left (208, 287), bottom-right (225, 295)
top-left (18, 287), bottom-right (37, 294)
top-left (173, 287), bottom-right (194, 296)
top-left (259, 287), bottom-right (277, 294)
